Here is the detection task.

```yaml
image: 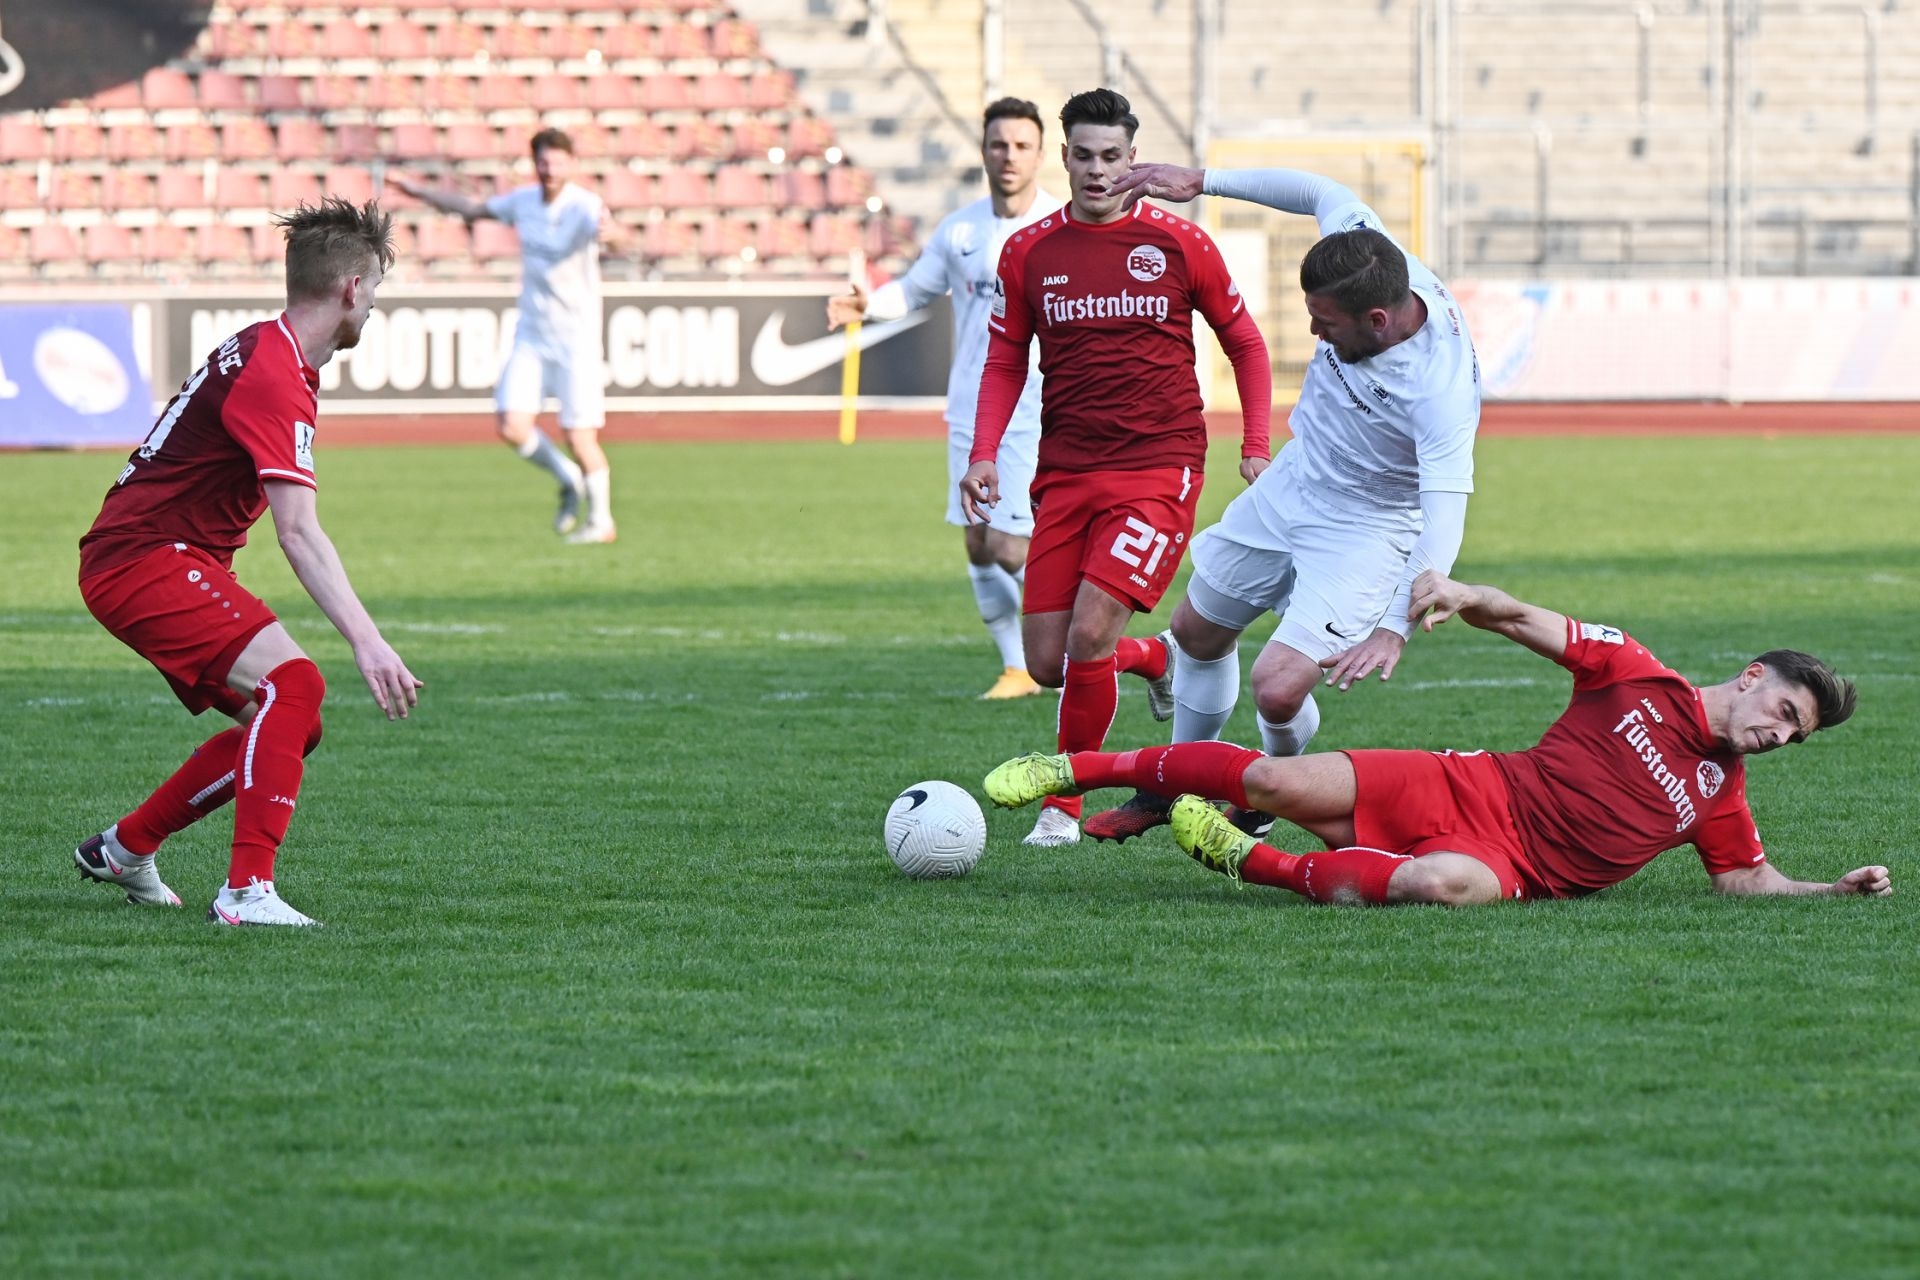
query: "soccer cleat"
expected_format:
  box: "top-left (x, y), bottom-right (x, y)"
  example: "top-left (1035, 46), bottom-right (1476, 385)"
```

top-left (1224, 805), bottom-right (1277, 839)
top-left (1022, 806), bottom-right (1081, 847)
top-left (1171, 794), bottom-right (1260, 879)
top-left (1082, 790), bottom-right (1173, 843)
top-left (982, 665), bottom-right (1046, 701)
top-left (983, 752), bottom-right (1079, 808)
top-left (1144, 629), bottom-right (1177, 722)
top-left (74, 826), bottom-right (182, 907)
top-left (554, 483), bottom-right (584, 536)
top-left (564, 521), bottom-right (617, 545)
top-left (207, 878), bottom-right (323, 927)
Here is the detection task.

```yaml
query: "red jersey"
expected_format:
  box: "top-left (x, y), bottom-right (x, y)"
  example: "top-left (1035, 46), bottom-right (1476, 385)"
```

top-left (1492, 618), bottom-right (1765, 897)
top-left (980, 203), bottom-right (1252, 473)
top-left (80, 315), bottom-right (319, 579)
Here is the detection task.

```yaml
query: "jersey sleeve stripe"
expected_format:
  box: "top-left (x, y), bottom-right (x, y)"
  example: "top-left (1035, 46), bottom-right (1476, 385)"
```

top-left (257, 468), bottom-right (317, 487)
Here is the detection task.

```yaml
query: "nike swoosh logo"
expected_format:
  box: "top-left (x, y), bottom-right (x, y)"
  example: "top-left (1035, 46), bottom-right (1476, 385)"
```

top-left (1325, 622), bottom-right (1352, 639)
top-left (900, 788), bottom-right (930, 811)
top-left (749, 311), bottom-right (929, 388)
top-left (212, 905), bottom-right (244, 925)
top-left (104, 851), bottom-right (128, 876)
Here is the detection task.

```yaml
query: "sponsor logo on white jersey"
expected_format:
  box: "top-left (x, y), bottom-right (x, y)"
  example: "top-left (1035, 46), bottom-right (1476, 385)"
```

top-left (1696, 760), bottom-right (1725, 799)
top-left (1126, 245), bottom-right (1167, 282)
top-left (1610, 707), bottom-right (1699, 833)
top-left (1041, 290), bottom-right (1170, 325)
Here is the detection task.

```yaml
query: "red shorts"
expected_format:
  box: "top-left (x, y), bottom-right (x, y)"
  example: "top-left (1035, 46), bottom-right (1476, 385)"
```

top-left (1345, 749), bottom-right (1545, 901)
top-left (1023, 465), bottom-right (1204, 614)
top-left (80, 543), bottom-right (276, 716)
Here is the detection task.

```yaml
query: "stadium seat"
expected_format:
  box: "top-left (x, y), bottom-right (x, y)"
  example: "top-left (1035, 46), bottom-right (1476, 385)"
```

top-left (542, 25), bottom-right (597, 60)
top-left (775, 169), bottom-right (829, 213)
top-left (808, 213), bottom-right (862, 258)
top-left (215, 169), bottom-right (269, 210)
top-left (530, 75), bottom-right (586, 111)
top-left (756, 214), bottom-right (811, 263)
top-left (0, 168), bottom-right (37, 208)
top-left (416, 75), bottom-right (472, 112)
top-left (166, 123), bottom-right (220, 161)
top-left (257, 76), bottom-right (306, 112)
top-left (435, 21), bottom-right (486, 60)
top-left (714, 167), bottom-right (769, 210)
top-left (676, 119), bottom-right (728, 161)
top-left (699, 215), bottom-right (754, 260)
top-left (388, 123), bottom-right (439, 159)
top-left (597, 25), bottom-right (654, 59)
top-left (729, 118), bottom-right (783, 161)
top-left (326, 166), bottom-right (375, 205)
top-left (444, 124), bottom-right (499, 160)
top-left (156, 169), bottom-right (210, 211)
top-left (141, 68), bottom-right (196, 111)
top-left (564, 120), bottom-right (612, 157)
top-left (638, 75), bottom-right (693, 112)
top-left (788, 116), bottom-right (836, 159)
top-left (826, 164), bottom-right (873, 206)
top-left (197, 71), bottom-right (249, 113)
top-left (586, 75), bottom-right (640, 111)
top-left (476, 75), bottom-right (529, 113)
top-left (248, 223), bottom-right (284, 265)
top-left (200, 21), bottom-right (263, 60)
top-left (88, 81), bottom-right (143, 111)
top-left (194, 222), bottom-right (252, 267)
top-left (0, 118), bottom-right (46, 160)
top-left (413, 217), bottom-right (471, 262)
top-left (47, 171), bottom-right (96, 210)
top-left (100, 171), bottom-right (157, 211)
top-left (657, 22), bottom-right (710, 61)
top-left (492, 22), bottom-right (544, 61)
top-left (52, 122), bottom-right (106, 161)
top-left (471, 218), bottom-right (520, 259)
top-left (107, 121), bottom-right (163, 162)
top-left (220, 118), bottom-right (277, 161)
top-left (641, 217), bottom-right (697, 261)
top-left (654, 169), bottom-right (712, 210)
top-left (0, 225), bottom-right (26, 274)
top-left (311, 76), bottom-right (363, 111)
top-left (266, 22), bottom-right (320, 60)
top-left (693, 72), bottom-right (748, 112)
top-left (82, 222), bottom-right (140, 267)
top-left (274, 118), bottom-right (328, 162)
top-left (28, 223), bottom-right (80, 267)
top-left (325, 18), bottom-right (378, 60)
top-left (600, 168), bottom-right (653, 209)
top-left (747, 70), bottom-right (795, 112)
top-left (269, 169), bottom-right (325, 210)
top-left (141, 222), bottom-right (194, 264)
top-left (611, 120), bottom-right (672, 158)
top-left (331, 123), bottom-right (382, 161)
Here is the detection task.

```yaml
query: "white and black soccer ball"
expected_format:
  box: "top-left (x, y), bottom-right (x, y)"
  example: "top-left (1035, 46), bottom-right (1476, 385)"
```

top-left (883, 781), bottom-right (987, 879)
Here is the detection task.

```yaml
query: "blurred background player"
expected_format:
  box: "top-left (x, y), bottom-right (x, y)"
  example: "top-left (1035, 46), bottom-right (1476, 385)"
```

top-left (985, 570), bottom-right (1888, 906)
top-left (396, 128), bottom-right (623, 544)
top-left (826, 97), bottom-right (1062, 700)
top-left (1081, 162), bottom-right (1481, 842)
top-left (74, 198), bottom-right (423, 927)
top-left (960, 89), bottom-right (1274, 847)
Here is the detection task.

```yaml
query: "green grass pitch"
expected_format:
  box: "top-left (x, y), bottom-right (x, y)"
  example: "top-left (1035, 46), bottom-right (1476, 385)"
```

top-left (2, 431), bottom-right (1916, 1278)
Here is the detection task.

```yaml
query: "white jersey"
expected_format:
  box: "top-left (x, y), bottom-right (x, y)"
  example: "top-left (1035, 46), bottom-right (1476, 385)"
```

top-left (867, 190), bottom-right (1062, 438)
top-left (1283, 198), bottom-right (1480, 513)
top-left (485, 182), bottom-right (605, 360)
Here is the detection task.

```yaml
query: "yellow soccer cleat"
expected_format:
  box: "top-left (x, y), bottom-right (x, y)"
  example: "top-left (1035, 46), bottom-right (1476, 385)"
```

top-left (982, 752), bottom-right (1079, 809)
top-left (1170, 795), bottom-right (1259, 879)
top-left (982, 665), bottom-right (1046, 700)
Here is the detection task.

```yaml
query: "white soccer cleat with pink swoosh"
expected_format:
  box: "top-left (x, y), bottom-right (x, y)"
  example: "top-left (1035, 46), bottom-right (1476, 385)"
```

top-left (74, 825), bottom-right (182, 907)
top-left (208, 878), bottom-right (322, 927)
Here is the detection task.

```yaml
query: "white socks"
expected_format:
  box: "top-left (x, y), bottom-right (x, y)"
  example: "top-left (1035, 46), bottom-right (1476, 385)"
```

top-left (516, 430), bottom-right (584, 492)
top-left (1257, 694), bottom-right (1321, 757)
top-left (1171, 645), bottom-right (1240, 743)
top-left (969, 563), bottom-right (1025, 669)
top-left (582, 467), bottom-right (612, 528)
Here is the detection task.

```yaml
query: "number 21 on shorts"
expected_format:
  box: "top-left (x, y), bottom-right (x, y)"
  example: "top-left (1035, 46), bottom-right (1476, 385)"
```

top-left (1109, 517), bottom-right (1169, 576)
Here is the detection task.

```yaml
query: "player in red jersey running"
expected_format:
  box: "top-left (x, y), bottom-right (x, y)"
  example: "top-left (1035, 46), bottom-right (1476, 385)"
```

top-left (961, 88), bottom-right (1274, 848)
top-left (984, 570), bottom-right (1890, 904)
top-left (74, 198), bottom-right (422, 927)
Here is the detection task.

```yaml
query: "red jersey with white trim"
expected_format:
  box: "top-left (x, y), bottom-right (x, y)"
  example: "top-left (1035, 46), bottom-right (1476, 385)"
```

top-left (1491, 619), bottom-right (1764, 897)
top-left (985, 203), bottom-right (1246, 473)
top-left (80, 316), bottom-right (320, 579)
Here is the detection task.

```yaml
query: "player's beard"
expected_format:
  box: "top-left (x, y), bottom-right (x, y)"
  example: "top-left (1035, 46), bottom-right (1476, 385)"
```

top-left (334, 313), bottom-right (366, 350)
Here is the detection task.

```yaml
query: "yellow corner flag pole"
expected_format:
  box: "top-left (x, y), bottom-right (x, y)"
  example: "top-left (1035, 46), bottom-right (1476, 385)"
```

top-left (838, 246), bottom-right (865, 446)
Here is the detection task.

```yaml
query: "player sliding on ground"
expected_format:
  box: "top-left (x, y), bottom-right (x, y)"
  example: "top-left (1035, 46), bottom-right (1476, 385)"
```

top-left (74, 198), bottom-right (423, 927)
top-left (984, 570), bottom-right (1891, 905)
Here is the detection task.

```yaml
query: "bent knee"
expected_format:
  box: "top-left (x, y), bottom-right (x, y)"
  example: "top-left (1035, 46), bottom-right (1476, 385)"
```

top-left (1390, 855), bottom-right (1505, 906)
top-left (303, 715), bottom-right (324, 756)
top-left (1025, 661), bottom-right (1065, 689)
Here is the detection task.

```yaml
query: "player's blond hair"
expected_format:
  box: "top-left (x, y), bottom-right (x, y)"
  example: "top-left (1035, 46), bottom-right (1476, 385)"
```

top-left (1753, 649), bottom-right (1857, 730)
top-left (274, 197), bottom-right (395, 303)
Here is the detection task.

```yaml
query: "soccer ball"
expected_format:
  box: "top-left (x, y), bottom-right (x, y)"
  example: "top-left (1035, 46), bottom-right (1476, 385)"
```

top-left (883, 781), bottom-right (987, 879)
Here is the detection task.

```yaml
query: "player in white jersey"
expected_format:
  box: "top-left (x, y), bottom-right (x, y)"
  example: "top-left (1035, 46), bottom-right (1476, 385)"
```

top-left (396, 129), bottom-right (623, 544)
top-left (826, 98), bottom-right (1062, 700)
top-left (1083, 163), bottom-right (1482, 841)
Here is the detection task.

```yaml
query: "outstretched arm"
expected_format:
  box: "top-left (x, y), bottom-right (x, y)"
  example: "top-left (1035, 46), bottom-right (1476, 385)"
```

top-left (266, 481), bottom-right (424, 720)
top-left (1407, 570), bottom-right (1570, 661)
top-left (1109, 165), bottom-right (1357, 224)
top-left (391, 174), bottom-right (493, 222)
top-left (1710, 862), bottom-right (1892, 897)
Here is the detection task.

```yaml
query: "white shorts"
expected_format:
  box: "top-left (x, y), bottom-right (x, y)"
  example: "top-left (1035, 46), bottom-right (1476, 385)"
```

top-left (946, 422), bottom-right (1037, 536)
top-left (1187, 455), bottom-right (1417, 665)
top-left (495, 342), bottom-right (607, 429)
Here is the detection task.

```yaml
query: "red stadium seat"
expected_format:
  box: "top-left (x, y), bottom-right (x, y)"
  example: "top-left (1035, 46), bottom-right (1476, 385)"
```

top-left (326, 166), bottom-right (375, 205)
top-left (730, 119), bottom-right (783, 161)
top-left (597, 26), bottom-right (654, 59)
top-left (47, 171), bottom-right (97, 210)
top-left (274, 118), bottom-right (327, 162)
top-left (0, 118), bottom-right (46, 160)
top-left (637, 75), bottom-right (692, 112)
top-left (747, 70), bottom-right (795, 112)
top-left (141, 68), bottom-right (195, 111)
top-left (156, 169), bottom-right (209, 210)
top-left (28, 223), bottom-right (80, 265)
top-left (215, 169), bottom-right (269, 209)
top-left (108, 121), bottom-right (163, 162)
top-left (476, 75), bottom-right (529, 113)
top-left (826, 164), bottom-right (873, 206)
top-left (166, 123), bottom-right (220, 161)
top-left (330, 123), bottom-right (382, 161)
top-left (194, 222), bottom-right (252, 266)
top-left (710, 19), bottom-right (760, 60)
top-left (436, 22), bottom-right (487, 60)
top-left (657, 22), bottom-right (709, 61)
top-left (692, 73), bottom-right (748, 113)
top-left (585, 75), bottom-right (640, 111)
top-left (220, 119), bottom-right (276, 161)
top-left (492, 21), bottom-right (544, 60)
top-left (610, 120), bottom-right (672, 158)
top-left (100, 171), bottom-right (157, 211)
top-left (654, 169), bottom-right (711, 210)
top-left (756, 214), bottom-right (810, 262)
top-left (248, 223), bottom-right (284, 265)
top-left (788, 116), bottom-right (836, 159)
top-left (542, 25), bottom-right (597, 59)
top-left (0, 224), bottom-right (26, 268)
top-left (808, 212), bottom-right (861, 258)
top-left (0, 169), bottom-right (37, 211)
top-left (269, 169), bottom-right (325, 210)
top-left (387, 123), bottom-right (439, 159)
top-left (641, 218), bottom-right (697, 261)
top-left (672, 119), bottom-right (725, 161)
top-left (443, 124), bottom-right (499, 161)
top-left (197, 71), bottom-right (249, 113)
top-left (471, 219), bottom-right (520, 259)
top-left (563, 120), bottom-right (611, 157)
top-left (324, 18), bottom-right (377, 59)
top-left (413, 218), bottom-right (470, 262)
top-left (415, 76), bottom-right (471, 111)
top-left (600, 168), bottom-right (653, 209)
top-left (531, 75), bottom-right (585, 112)
top-left (53, 122), bottom-right (106, 161)
top-left (699, 215), bottom-right (754, 260)
top-left (266, 22), bottom-right (320, 59)
top-left (82, 222), bottom-right (140, 266)
top-left (713, 167), bottom-right (769, 210)
top-left (311, 76), bottom-right (363, 111)
top-left (141, 223), bottom-right (194, 263)
top-left (88, 81), bottom-right (142, 111)
top-left (257, 76), bottom-right (306, 112)
top-left (201, 21), bottom-right (263, 60)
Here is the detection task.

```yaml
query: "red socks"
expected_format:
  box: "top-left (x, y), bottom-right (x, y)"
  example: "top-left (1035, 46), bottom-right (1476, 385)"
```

top-left (1068, 742), bottom-right (1261, 810)
top-left (228, 658), bottom-right (326, 887)
top-left (1113, 634), bottom-right (1168, 682)
top-left (1047, 654), bottom-right (1122, 819)
top-left (116, 726), bottom-right (249, 855)
top-left (1240, 844), bottom-right (1409, 905)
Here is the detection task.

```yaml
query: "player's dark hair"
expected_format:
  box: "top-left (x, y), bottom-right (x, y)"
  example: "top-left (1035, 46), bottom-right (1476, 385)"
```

top-left (984, 97), bottom-right (1043, 139)
top-left (1752, 649), bottom-right (1857, 731)
top-left (1300, 228), bottom-right (1411, 316)
top-left (530, 127), bottom-right (574, 157)
top-left (1059, 88), bottom-right (1138, 141)
top-left (275, 197), bottom-right (394, 302)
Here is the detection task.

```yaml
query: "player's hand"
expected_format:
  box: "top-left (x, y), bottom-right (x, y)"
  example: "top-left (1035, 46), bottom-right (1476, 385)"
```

top-left (959, 461), bottom-right (1000, 524)
top-left (1408, 569), bottom-right (1473, 632)
top-left (826, 282), bottom-right (870, 330)
top-left (1319, 628), bottom-right (1407, 691)
top-left (354, 639), bottom-right (424, 721)
top-left (1834, 865), bottom-right (1893, 896)
top-left (1111, 163), bottom-right (1205, 206)
top-left (1239, 455), bottom-right (1269, 486)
